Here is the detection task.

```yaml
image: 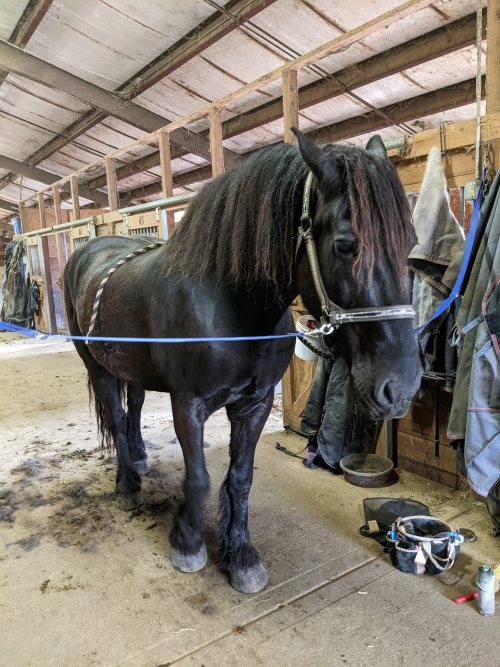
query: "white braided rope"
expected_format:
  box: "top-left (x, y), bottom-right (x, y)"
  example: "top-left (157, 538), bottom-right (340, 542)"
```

top-left (85, 241), bottom-right (164, 345)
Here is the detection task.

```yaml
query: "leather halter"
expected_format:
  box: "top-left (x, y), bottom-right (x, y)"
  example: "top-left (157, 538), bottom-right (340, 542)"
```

top-left (296, 172), bottom-right (416, 334)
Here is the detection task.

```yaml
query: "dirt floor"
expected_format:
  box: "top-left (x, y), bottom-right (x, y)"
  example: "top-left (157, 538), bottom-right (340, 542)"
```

top-left (0, 333), bottom-right (499, 666)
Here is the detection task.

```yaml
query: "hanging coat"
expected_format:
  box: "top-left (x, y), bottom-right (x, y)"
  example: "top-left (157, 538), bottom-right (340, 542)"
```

top-left (409, 147), bottom-right (465, 329)
top-left (448, 170), bottom-right (500, 496)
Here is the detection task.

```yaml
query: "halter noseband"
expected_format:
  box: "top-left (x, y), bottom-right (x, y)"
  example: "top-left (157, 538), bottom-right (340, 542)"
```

top-left (296, 172), bottom-right (415, 334)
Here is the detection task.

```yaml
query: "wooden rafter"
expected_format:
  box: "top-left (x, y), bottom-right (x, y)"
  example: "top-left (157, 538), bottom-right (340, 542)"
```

top-left (120, 76), bottom-right (484, 204)
top-left (0, 198), bottom-right (18, 213)
top-left (313, 77), bottom-right (485, 145)
top-left (0, 154), bottom-right (109, 206)
top-left (11, 0), bottom-right (476, 209)
top-left (0, 39), bottom-right (239, 168)
top-left (8, 0), bottom-right (53, 47)
top-left (81, 10), bottom-right (485, 193)
top-left (0, 0), bottom-right (275, 184)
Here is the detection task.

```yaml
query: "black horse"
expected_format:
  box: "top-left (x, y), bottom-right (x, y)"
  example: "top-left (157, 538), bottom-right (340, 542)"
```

top-left (63, 129), bottom-right (422, 593)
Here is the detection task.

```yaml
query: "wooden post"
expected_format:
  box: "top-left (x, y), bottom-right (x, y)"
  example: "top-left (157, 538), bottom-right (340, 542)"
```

top-left (487, 0), bottom-right (500, 169)
top-left (486, 0), bottom-right (500, 114)
top-left (159, 129), bottom-right (175, 236)
top-left (209, 107), bottom-right (225, 177)
top-left (70, 175), bottom-right (80, 221)
top-left (39, 236), bottom-right (57, 334)
top-left (52, 184), bottom-right (62, 226)
top-left (105, 157), bottom-right (120, 210)
top-left (37, 192), bottom-right (46, 228)
top-left (18, 201), bottom-right (27, 233)
top-left (282, 68), bottom-right (299, 144)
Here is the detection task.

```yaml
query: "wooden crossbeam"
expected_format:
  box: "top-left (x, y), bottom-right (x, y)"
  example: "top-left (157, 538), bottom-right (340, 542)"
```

top-left (0, 0), bottom-right (268, 179)
top-left (0, 198), bottom-right (18, 213)
top-left (77, 11), bottom-right (485, 193)
top-left (0, 154), bottom-right (108, 206)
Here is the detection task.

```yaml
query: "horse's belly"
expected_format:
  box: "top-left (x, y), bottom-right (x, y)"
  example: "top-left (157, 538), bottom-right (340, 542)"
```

top-left (89, 342), bottom-right (164, 390)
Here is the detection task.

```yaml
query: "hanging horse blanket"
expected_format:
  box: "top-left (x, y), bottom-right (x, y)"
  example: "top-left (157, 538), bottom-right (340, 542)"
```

top-left (409, 147), bottom-right (465, 328)
top-left (0, 239), bottom-right (29, 327)
top-left (448, 170), bottom-right (500, 496)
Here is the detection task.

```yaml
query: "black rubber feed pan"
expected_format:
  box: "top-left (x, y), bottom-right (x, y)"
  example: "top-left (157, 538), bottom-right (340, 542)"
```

top-left (339, 453), bottom-right (394, 487)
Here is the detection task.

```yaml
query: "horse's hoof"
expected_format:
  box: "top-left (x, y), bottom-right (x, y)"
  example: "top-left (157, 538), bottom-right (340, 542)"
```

top-left (170, 544), bottom-right (207, 573)
top-left (229, 563), bottom-right (268, 594)
top-left (116, 492), bottom-right (143, 511)
top-left (132, 458), bottom-right (150, 476)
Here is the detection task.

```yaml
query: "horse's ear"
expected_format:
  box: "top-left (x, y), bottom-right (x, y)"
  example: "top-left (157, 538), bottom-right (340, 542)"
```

top-left (366, 135), bottom-right (387, 159)
top-left (291, 127), bottom-right (325, 178)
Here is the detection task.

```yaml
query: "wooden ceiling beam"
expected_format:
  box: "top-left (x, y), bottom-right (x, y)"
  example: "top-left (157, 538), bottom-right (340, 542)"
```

top-left (312, 77), bottom-right (484, 145)
top-left (0, 0), bottom-right (53, 89)
top-left (87, 11), bottom-right (485, 189)
top-left (0, 154), bottom-right (109, 206)
top-left (224, 10), bottom-right (485, 137)
top-left (8, 0), bottom-right (53, 47)
top-left (0, 0), bottom-right (276, 178)
top-left (0, 198), bottom-right (19, 214)
top-left (121, 76), bottom-right (483, 203)
top-left (0, 39), bottom-right (239, 168)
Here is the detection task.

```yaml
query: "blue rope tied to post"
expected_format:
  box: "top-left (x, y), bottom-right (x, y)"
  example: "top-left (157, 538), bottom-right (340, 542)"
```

top-left (0, 172), bottom-right (486, 347)
top-left (414, 169), bottom-right (486, 333)
top-left (0, 320), bottom-right (303, 344)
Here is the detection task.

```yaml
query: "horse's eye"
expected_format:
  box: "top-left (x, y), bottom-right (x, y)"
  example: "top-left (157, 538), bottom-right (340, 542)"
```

top-left (335, 240), bottom-right (355, 254)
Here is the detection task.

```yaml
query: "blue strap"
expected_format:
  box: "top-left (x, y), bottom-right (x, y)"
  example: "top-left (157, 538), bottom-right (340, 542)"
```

top-left (415, 170), bottom-right (486, 333)
top-left (1, 175), bottom-right (486, 345)
top-left (0, 320), bottom-right (303, 344)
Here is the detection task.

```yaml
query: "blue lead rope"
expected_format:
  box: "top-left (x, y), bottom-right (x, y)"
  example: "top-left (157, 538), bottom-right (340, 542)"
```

top-left (0, 174), bottom-right (486, 346)
top-left (415, 169), bottom-right (486, 333)
top-left (0, 320), bottom-right (303, 344)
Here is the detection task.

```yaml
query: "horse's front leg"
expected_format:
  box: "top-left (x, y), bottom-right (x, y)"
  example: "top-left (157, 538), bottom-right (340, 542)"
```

top-left (169, 395), bottom-right (210, 572)
top-left (220, 388), bottom-right (274, 593)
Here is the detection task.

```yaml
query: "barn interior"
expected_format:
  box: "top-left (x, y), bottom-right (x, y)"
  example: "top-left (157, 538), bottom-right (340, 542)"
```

top-left (0, 0), bottom-right (499, 665)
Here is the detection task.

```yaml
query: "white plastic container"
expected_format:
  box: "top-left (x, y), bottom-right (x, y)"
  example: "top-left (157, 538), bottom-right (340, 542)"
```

top-left (294, 315), bottom-right (320, 362)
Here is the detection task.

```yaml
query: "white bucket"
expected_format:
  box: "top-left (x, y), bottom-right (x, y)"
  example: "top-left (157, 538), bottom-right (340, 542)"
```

top-left (294, 315), bottom-right (320, 362)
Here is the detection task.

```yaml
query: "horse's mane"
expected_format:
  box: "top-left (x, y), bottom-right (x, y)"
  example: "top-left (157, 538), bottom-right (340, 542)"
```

top-left (165, 143), bottom-right (307, 291)
top-left (165, 141), bottom-right (413, 292)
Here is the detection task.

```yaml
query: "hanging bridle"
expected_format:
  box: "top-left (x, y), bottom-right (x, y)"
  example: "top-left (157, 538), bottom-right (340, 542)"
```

top-left (296, 172), bottom-right (416, 335)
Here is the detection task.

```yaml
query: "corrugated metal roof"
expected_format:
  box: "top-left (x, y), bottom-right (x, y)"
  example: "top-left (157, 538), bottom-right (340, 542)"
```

top-left (0, 0), bottom-right (490, 216)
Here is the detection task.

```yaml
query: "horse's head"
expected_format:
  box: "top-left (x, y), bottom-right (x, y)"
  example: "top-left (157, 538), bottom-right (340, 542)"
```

top-left (293, 129), bottom-right (422, 420)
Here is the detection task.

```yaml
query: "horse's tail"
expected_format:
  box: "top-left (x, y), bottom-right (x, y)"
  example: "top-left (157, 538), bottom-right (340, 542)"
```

top-left (87, 374), bottom-right (126, 454)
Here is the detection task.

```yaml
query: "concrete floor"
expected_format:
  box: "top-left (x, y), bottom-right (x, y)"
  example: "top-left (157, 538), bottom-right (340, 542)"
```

top-left (0, 334), bottom-right (499, 666)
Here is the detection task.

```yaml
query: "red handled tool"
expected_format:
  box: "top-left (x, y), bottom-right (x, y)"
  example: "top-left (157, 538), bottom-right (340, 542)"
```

top-left (453, 592), bottom-right (478, 604)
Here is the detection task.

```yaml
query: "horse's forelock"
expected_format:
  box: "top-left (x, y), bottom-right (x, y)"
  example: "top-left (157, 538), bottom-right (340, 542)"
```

top-left (337, 149), bottom-right (413, 292)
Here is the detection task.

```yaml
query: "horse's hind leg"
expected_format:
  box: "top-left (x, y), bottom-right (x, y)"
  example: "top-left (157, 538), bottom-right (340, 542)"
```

top-left (126, 385), bottom-right (150, 476)
top-left (220, 388), bottom-right (274, 594)
top-left (70, 337), bottom-right (142, 510)
top-left (86, 362), bottom-right (143, 510)
top-left (169, 395), bottom-right (210, 573)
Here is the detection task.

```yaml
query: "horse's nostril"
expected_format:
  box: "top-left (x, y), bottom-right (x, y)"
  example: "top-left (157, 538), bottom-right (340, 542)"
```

top-left (381, 380), bottom-right (396, 406)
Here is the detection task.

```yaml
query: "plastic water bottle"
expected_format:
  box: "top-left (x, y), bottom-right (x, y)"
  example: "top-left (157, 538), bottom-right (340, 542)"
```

top-left (476, 566), bottom-right (496, 616)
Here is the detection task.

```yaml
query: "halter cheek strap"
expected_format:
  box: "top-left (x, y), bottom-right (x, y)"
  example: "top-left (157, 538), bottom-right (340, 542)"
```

top-left (296, 172), bottom-right (416, 333)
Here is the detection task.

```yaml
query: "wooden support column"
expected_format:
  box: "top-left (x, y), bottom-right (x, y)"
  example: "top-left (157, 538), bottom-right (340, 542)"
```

top-left (159, 129), bottom-right (175, 236)
top-left (39, 236), bottom-right (57, 334)
top-left (209, 107), bottom-right (225, 177)
top-left (52, 184), bottom-right (62, 226)
top-left (487, 0), bottom-right (500, 113)
top-left (487, 0), bottom-right (500, 168)
top-left (70, 175), bottom-right (80, 221)
top-left (18, 201), bottom-right (27, 233)
top-left (105, 157), bottom-right (120, 210)
top-left (37, 192), bottom-right (46, 229)
top-left (282, 68), bottom-right (299, 144)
